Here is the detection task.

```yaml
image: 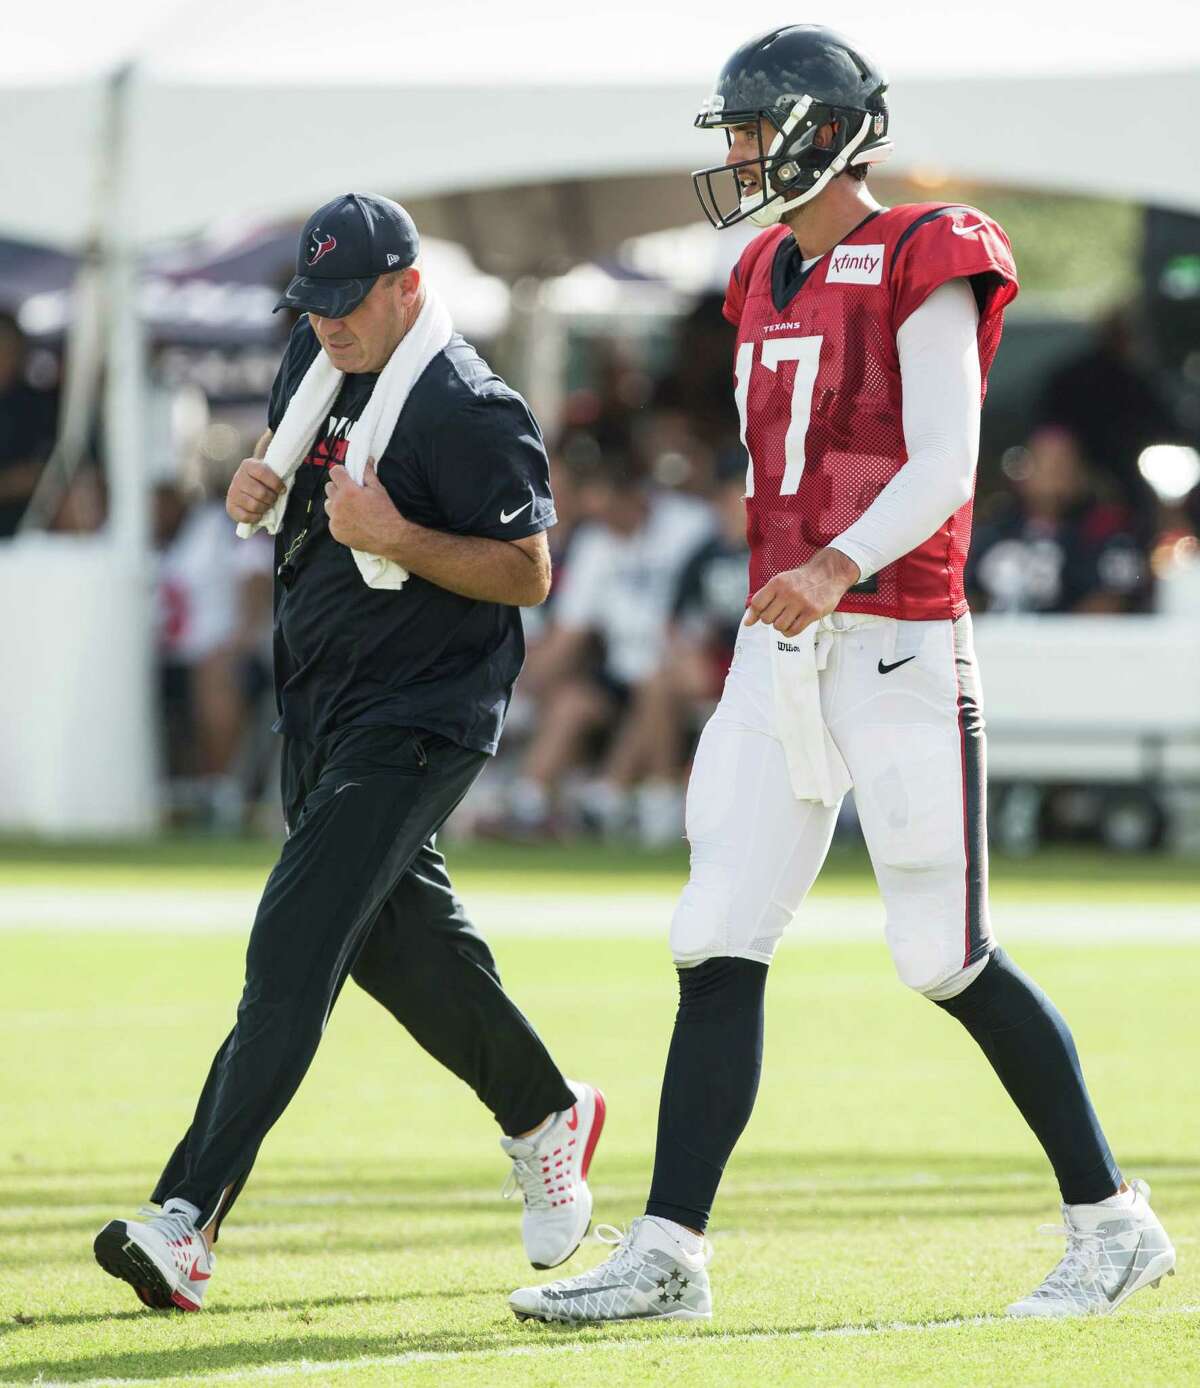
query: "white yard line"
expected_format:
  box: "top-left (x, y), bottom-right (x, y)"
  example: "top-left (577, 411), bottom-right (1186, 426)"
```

top-left (25, 1304), bottom-right (1200, 1387)
top-left (1, 884), bottom-right (1199, 941)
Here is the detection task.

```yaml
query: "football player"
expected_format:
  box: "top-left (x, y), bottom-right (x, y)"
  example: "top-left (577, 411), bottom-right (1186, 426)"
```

top-left (509, 24), bottom-right (1175, 1324)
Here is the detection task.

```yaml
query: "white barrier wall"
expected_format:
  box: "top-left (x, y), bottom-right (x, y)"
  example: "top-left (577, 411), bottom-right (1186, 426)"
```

top-left (0, 535), bottom-right (157, 835)
top-left (973, 615), bottom-right (1200, 783)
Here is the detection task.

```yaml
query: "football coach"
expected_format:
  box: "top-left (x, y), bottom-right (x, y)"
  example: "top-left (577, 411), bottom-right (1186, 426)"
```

top-left (93, 193), bottom-right (606, 1312)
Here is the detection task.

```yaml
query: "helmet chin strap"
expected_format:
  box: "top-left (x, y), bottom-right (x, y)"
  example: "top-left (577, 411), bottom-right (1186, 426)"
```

top-left (743, 109), bottom-right (876, 228)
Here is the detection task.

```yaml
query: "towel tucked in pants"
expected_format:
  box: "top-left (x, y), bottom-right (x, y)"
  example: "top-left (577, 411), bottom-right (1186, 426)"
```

top-left (152, 724), bottom-right (573, 1235)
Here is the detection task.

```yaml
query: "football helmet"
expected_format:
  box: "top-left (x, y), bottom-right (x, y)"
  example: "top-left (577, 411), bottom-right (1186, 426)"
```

top-left (693, 25), bottom-right (892, 230)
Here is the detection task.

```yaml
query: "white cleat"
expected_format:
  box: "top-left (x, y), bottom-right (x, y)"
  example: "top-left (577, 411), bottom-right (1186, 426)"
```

top-left (501, 1079), bottom-right (606, 1269)
top-left (1006, 1178), bottom-right (1176, 1318)
top-left (93, 1201), bottom-right (215, 1311)
top-left (509, 1215), bottom-right (712, 1324)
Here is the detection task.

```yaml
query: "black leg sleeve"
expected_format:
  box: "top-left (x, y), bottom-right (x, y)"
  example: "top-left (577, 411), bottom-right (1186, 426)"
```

top-left (645, 957), bottom-right (768, 1232)
top-left (937, 948), bottom-right (1122, 1206)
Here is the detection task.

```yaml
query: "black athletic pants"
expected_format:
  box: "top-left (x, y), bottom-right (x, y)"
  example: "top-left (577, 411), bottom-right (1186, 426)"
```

top-left (152, 724), bottom-right (574, 1236)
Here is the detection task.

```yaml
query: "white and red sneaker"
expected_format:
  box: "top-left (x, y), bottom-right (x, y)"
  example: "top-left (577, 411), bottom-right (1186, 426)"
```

top-left (94, 1202), bottom-right (215, 1311)
top-left (501, 1079), bottom-right (606, 1269)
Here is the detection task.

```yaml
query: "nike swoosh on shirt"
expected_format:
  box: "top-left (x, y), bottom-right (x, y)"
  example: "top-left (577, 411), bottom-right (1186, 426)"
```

top-left (500, 501), bottom-right (533, 524)
top-left (950, 221), bottom-right (988, 236)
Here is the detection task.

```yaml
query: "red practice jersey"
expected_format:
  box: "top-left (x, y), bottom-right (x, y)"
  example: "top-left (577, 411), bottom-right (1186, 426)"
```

top-left (724, 203), bottom-right (1018, 619)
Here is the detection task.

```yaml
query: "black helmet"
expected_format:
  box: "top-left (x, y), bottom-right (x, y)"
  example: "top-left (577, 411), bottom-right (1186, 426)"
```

top-left (693, 25), bottom-right (892, 230)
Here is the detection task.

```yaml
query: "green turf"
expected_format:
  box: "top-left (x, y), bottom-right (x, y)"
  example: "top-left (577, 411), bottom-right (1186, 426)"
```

top-left (1, 895), bottom-right (1196, 1385)
top-left (2, 834), bottom-right (1199, 902)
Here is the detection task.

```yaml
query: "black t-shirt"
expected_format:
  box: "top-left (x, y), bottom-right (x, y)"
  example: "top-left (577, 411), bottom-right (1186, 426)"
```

top-left (671, 534), bottom-right (750, 651)
top-left (266, 319), bottom-right (556, 753)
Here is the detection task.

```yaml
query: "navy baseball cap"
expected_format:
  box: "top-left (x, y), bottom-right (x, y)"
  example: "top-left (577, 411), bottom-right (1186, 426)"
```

top-left (275, 193), bottom-right (420, 319)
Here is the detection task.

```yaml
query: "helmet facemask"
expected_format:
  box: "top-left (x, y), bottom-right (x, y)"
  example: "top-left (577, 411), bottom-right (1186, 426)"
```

top-left (692, 95), bottom-right (891, 230)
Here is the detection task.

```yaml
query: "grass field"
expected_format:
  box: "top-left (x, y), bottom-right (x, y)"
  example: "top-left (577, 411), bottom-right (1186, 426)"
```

top-left (1, 838), bottom-right (1198, 1385)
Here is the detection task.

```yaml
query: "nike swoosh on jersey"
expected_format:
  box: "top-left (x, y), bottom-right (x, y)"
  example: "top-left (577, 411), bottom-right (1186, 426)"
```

top-left (950, 221), bottom-right (988, 236)
top-left (500, 501), bottom-right (533, 524)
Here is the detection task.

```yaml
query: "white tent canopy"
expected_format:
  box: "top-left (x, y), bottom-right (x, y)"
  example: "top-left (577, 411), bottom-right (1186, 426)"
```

top-left (2, 0), bottom-right (1199, 256)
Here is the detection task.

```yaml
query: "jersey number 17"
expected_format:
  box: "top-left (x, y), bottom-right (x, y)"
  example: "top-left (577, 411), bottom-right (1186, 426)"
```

top-left (734, 336), bottom-right (822, 498)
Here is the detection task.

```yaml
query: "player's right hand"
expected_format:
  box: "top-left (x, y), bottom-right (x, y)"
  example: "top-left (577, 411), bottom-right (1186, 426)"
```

top-left (226, 458), bottom-right (285, 525)
top-left (744, 547), bottom-right (861, 637)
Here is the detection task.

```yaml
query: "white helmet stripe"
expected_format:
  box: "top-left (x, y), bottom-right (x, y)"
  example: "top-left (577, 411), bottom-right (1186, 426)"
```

top-left (745, 110), bottom-right (876, 227)
top-left (828, 111), bottom-right (873, 175)
top-left (769, 94), bottom-right (814, 157)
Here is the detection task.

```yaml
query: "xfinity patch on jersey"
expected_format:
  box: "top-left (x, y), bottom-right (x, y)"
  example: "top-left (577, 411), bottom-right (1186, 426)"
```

top-left (826, 244), bottom-right (885, 285)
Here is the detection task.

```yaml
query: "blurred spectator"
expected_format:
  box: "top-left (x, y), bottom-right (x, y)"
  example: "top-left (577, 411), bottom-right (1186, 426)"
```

top-left (1036, 306), bottom-right (1177, 528)
top-left (650, 292), bottom-right (739, 445)
top-left (497, 458), bottom-right (713, 838)
top-left (562, 340), bottom-right (653, 447)
top-left (0, 312), bottom-right (56, 537)
top-left (641, 292), bottom-right (740, 493)
top-left (968, 425), bottom-right (1150, 614)
top-left (598, 449), bottom-right (751, 844)
top-left (517, 432), bottom-right (595, 648)
top-left (157, 480), bottom-right (274, 828)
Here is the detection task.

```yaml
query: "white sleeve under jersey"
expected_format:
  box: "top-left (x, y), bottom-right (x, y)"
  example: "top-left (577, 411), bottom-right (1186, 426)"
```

top-left (829, 276), bottom-right (982, 584)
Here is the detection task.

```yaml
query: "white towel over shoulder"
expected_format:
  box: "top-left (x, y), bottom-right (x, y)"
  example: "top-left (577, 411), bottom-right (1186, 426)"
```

top-left (236, 290), bottom-right (455, 589)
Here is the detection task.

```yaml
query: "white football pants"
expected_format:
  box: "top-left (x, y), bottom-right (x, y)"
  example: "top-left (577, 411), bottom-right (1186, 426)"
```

top-left (670, 613), bottom-right (994, 1000)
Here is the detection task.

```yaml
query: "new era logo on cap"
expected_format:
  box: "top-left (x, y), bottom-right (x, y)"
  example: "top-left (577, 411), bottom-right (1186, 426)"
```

top-left (276, 193), bottom-right (421, 319)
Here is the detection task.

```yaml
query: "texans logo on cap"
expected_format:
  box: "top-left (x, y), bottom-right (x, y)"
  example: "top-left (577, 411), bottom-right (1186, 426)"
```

top-left (277, 194), bottom-right (421, 319)
top-left (306, 228), bottom-right (337, 267)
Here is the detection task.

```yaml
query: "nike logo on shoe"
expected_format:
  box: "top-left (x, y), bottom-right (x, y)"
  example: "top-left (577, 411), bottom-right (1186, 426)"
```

top-left (565, 1107), bottom-right (580, 1132)
top-left (1105, 1232), bottom-right (1144, 1303)
top-left (877, 656), bottom-right (917, 675)
top-left (544, 1283), bottom-right (628, 1300)
top-left (500, 501), bottom-right (532, 524)
top-left (188, 1259), bottom-right (211, 1282)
